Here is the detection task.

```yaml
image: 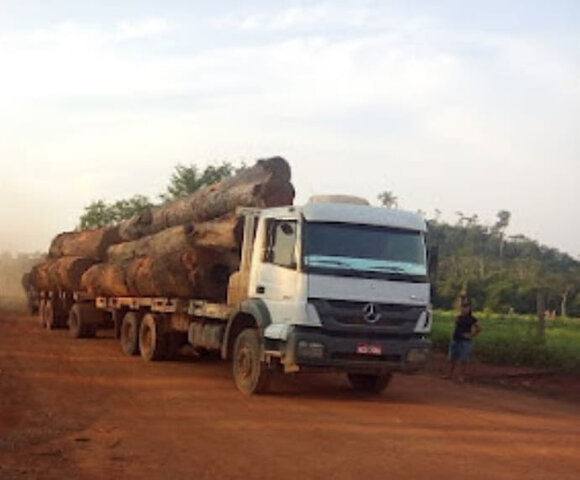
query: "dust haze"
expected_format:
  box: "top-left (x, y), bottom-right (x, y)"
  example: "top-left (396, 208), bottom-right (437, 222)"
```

top-left (0, 251), bottom-right (43, 311)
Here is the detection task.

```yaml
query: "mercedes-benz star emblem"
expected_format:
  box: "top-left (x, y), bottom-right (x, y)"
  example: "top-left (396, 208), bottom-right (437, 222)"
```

top-left (363, 303), bottom-right (381, 324)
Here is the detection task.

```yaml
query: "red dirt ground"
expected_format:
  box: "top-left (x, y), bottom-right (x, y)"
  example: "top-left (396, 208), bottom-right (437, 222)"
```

top-left (1, 312), bottom-right (579, 480)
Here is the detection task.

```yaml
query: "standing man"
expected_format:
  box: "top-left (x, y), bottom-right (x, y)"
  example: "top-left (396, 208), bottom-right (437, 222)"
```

top-left (444, 297), bottom-right (482, 383)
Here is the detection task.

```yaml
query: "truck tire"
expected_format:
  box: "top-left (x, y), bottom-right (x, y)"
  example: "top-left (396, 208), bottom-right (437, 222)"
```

top-left (38, 299), bottom-right (46, 327)
top-left (68, 303), bottom-right (97, 339)
top-left (120, 311), bottom-right (142, 356)
top-left (347, 373), bottom-right (392, 394)
top-left (45, 299), bottom-right (57, 330)
top-left (232, 328), bottom-right (271, 395)
top-left (139, 313), bottom-right (166, 362)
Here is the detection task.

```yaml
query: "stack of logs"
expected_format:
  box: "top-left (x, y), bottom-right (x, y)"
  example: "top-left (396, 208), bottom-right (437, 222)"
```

top-left (29, 157), bottom-right (294, 302)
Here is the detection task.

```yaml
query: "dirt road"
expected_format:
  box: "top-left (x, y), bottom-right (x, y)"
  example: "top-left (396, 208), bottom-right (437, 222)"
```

top-left (1, 312), bottom-right (579, 480)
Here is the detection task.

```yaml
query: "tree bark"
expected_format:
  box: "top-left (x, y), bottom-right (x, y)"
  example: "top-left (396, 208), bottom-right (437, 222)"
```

top-left (81, 263), bottom-right (131, 297)
top-left (107, 215), bottom-right (241, 264)
top-left (536, 291), bottom-right (546, 340)
top-left (49, 226), bottom-right (122, 261)
top-left (560, 287), bottom-right (570, 318)
top-left (118, 156), bottom-right (294, 241)
top-left (30, 257), bottom-right (97, 292)
top-left (81, 248), bottom-right (239, 301)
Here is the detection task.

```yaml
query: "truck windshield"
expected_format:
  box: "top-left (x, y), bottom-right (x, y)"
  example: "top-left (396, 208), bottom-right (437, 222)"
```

top-left (303, 222), bottom-right (427, 280)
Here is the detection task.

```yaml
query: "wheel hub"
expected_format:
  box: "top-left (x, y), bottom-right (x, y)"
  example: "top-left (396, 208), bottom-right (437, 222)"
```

top-left (237, 348), bottom-right (252, 379)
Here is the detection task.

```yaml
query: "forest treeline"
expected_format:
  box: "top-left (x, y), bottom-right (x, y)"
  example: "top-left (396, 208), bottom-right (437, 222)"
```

top-left (2, 163), bottom-right (577, 318)
top-left (426, 215), bottom-right (579, 316)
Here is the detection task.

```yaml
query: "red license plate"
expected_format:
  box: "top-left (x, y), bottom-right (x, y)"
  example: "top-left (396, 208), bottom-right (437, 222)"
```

top-left (356, 343), bottom-right (383, 356)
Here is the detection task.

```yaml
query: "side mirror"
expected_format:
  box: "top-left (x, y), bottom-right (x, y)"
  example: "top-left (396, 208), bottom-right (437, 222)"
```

top-left (280, 222), bottom-right (295, 236)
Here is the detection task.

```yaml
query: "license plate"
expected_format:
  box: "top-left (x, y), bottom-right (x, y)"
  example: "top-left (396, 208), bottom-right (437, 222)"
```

top-left (356, 343), bottom-right (383, 356)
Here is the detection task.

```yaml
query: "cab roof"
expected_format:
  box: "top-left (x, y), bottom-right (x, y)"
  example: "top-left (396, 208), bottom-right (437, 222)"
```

top-left (262, 203), bottom-right (427, 232)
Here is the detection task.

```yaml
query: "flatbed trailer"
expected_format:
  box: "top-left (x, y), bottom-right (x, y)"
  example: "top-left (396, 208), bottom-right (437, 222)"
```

top-left (38, 292), bottom-right (239, 363)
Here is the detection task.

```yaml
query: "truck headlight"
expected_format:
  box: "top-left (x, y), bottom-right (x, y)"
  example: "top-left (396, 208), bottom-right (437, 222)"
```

top-left (297, 341), bottom-right (325, 359)
top-left (406, 348), bottom-right (429, 364)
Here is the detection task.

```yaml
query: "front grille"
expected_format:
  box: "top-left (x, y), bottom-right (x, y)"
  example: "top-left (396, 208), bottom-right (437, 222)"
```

top-left (310, 298), bottom-right (424, 333)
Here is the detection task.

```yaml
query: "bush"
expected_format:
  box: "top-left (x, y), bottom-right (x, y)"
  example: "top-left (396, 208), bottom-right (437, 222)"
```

top-left (431, 310), bottom-right (580, 374)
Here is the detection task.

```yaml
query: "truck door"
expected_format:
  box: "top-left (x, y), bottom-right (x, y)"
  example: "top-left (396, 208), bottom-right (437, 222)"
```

top-left (249, 216), bottom-right (305, 326)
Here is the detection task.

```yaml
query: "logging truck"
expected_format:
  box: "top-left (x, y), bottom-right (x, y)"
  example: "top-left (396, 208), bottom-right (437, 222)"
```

top-left (37, 197), bottom-right (432, 395)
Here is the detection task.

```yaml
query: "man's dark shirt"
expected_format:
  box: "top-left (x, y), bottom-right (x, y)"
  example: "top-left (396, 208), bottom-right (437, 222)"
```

top-left (452, 313), bottom-right (478, 342)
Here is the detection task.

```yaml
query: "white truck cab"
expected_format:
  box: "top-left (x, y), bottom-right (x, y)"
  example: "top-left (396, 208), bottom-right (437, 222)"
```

top-left (227, 197), bottom-right (432, 394)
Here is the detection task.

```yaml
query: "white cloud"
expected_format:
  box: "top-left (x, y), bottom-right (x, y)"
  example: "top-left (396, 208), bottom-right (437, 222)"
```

top-left (0, 6), bottom-right (578, 256)
top-left (115, 18), bottom-right (170, 40)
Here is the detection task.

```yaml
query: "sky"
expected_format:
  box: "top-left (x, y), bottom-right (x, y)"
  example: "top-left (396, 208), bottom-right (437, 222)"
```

top-left (0, 0), bottom-right (579, 257)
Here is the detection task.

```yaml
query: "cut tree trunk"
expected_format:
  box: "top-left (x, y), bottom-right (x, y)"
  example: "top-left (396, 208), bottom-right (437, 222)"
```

top-left (107, 214), bottom-right (241, 264)
top-left (49, 226), bottom-right (122, 261)
top-left (118, 156), bottom-right (294, 241)
top-left (30, 257), bottom-right (97, 292)
top-left (128, 249), bottom-right (238, 300)
top-left (30, 262), bottom-right (53, 291)
top-left (82, 248), bottom-right (239, 301)
top-left (81, 263), bottom-right (131, 297)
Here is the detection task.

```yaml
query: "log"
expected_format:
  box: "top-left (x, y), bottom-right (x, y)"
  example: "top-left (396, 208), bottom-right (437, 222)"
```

top-left (107, 214), bottom-right (241, 264)
top-left (49, 226), bottom-right (122, 261)
top-left (30, 262), bottom-right (52, 291)
top-left (30, 257), bottom-right (97, 292)
top-left (82, 248), bottom-right (239, 300)
top-left (118, 156), bottom-right (294, 241)
top-left (81, 263), bottom-right (131, 297)
top-left (128, 249), bottom-right (238, 300)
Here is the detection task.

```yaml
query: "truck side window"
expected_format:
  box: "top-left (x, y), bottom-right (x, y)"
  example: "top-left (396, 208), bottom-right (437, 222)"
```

top-left (264, 220), bottom-right (298, 269)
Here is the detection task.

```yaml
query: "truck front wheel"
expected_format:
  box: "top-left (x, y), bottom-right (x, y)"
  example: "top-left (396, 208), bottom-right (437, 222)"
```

top-left (232, 328), bottom-right (270, 395)
top-left (347, 373), bottom-right (392, 394)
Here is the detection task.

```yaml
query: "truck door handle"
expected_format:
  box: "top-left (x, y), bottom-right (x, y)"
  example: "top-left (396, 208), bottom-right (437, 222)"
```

top-left (256, 285), bottom-right (265, 294)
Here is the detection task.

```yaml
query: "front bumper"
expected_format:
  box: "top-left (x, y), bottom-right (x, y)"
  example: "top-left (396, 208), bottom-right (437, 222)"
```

top-left (282, 327), bottom-right (431, 375)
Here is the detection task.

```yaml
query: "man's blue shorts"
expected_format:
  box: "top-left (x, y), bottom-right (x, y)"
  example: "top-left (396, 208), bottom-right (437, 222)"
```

top-left (448, 340), bottom-right (471, 362)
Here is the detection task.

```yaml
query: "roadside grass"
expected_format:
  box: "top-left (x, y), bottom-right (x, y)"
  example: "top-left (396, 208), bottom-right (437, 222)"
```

top-left (431, 310), bottom-right (580, 374)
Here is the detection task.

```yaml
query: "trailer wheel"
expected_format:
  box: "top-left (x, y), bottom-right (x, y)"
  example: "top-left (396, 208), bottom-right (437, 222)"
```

top-left (38, 299), bottom-right (46, 327)
top-left (68, 303), bottom-right (97, 339)
top-left (232, 328), bottom-right (270, 395)
top-left (347, 373), bottom-right (392, 394)
top-left (139, 313), bottom-right (166, 362)
top-left (45, 299), bottom-right (63, 330)
top-left (120, 311), bottom-right (142, 356)
top-left (45, 299), bottom-right (55, 330)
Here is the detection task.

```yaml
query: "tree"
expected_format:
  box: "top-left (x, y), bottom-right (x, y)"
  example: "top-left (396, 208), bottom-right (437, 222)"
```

top-left (554, 267), bottom-right (580, 318)
top-left (78, 162), bottom-right (240, 229)
top-left (161, 162), bottom-right (235, 201)
top-left (79, 195), bottom-right (152, 230)
top-left (493, 210), bottom-right (511, 257)
top-left (378, 191), bottom-right (398, 209)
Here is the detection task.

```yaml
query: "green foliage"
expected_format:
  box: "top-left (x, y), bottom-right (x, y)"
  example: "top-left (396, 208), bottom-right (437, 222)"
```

top-left (160, 161), bottom-right (235, 201)
top-left (78, 161), bottom-right (241, 229)
top-left (427, 213), bottom-right (580, 316)
top-left (431, 310), bottom-right (580, 373)
top-left (79, 195), bottom-right (152, 229)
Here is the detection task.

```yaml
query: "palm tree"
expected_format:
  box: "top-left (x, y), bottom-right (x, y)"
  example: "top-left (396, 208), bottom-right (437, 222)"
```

top-left (378, 191), bottom-right (398, 209)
